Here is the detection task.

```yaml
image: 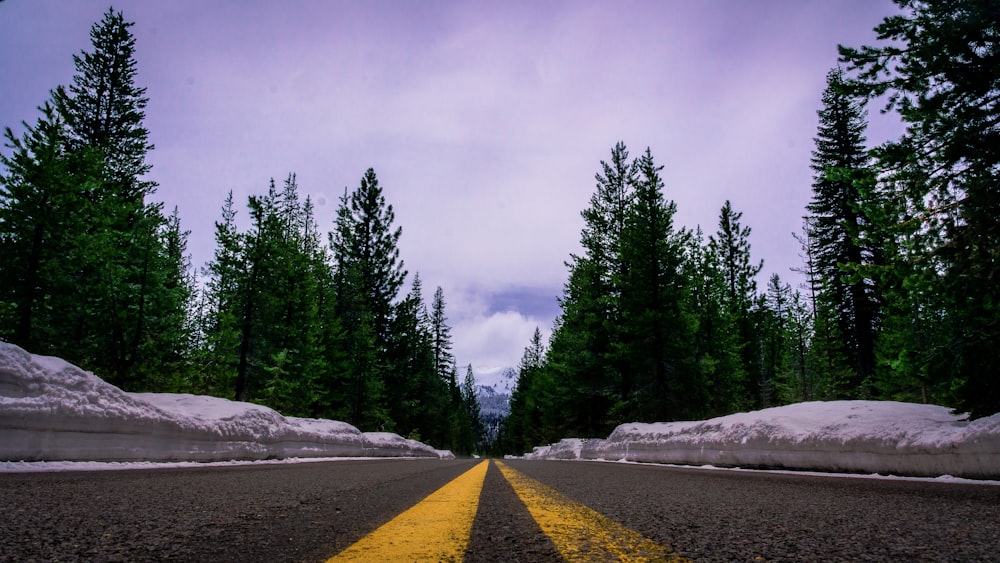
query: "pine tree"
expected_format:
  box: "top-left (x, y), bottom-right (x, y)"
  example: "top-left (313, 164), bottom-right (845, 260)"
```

top-left (617, 148), bottom-right (700, 421)
top-left (311, 230), bottom-right (349, 419)
top-left (805, 67), bottom-right (882, 398)
top-left (331, 168), bottom-right (406, 346)
top-left (199, 191), bottom-right (244, 396)
top-left (541, 143), bottom-right (638, 438)
top-left (55, 8), bottom-right (165, 387)
top-left (581, 141), bottom-right (636, 405)
top-left (0, 103), bottom-right (100, 354)
top-left (330, 168), bottom-right (406, 429)
top-left (708, 200), bottom-right (764, 406)
top-left (53, 8), bottom-right (153, 198)
top-left (198, 176), bottom-right (338, 415)
top-left (1, 8), bottom-right (189, 389)
top-left (231, 188), bottom-right (276, 402)
top-left (139, 206), bottom-right (195, 390)
top-left (686, 227), bottom-right (744, 415)
top-left (503, 327), bottom-right (550, 453)
top-left (793, 220), bottom-right (848, 399)
top-left (841, 0), bottom-right (1000, 416)
top-left (785, 289), bottom-right (818, 403)
top-left (251, 176), bottom-right (330, 416)
top-left (859, 161), bottom-right (950, 404)
top-left (430, 286), bottom-right (455, 389)
top-left (383, 274), bottom-right (452, 445)
top-left (759, 274), bottom-right (793, 406)
top-left (462, 364), bottom-right (484, 451)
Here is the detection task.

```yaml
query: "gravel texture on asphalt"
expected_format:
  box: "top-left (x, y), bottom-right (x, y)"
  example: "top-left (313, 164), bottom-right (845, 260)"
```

top-left (504, 460), bottom-right (1000, 562)
top-left (464, 461), bottom-right (561, 562)
top-left (0, 459), bottom-right (476, 562)
top-left (4, 459), bottom-right (999, 562)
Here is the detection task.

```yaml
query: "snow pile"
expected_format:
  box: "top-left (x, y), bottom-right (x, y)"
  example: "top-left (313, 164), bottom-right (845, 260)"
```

top-left (519, 438), bottom-right (588, 460)
top-left (523, 401), bottom-right (1000, 479)
top-left (0, 342), bottom-right (448, 462)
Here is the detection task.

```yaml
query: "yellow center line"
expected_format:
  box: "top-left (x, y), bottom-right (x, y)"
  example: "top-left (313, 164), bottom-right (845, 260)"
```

top-left (327, 460), bottom-right (489, 562)
top-left (495, 461), bottom-right (690, 562)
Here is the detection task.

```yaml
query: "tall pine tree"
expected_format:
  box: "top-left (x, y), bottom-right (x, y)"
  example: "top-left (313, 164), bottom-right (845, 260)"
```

top-left (617, 148), bottom-right (700, 421)
top-left (686, 227), bottom-right (744, 415)
top-left (1, 8), bottom-right (190, 389)
top-left (430, 286), bottom-right (456, 392)
top-left (841, 0), bottom-right (1000, 416)
top-left (330, 168), bottom-right (406, 429)
top-left (708, 200), bottom-right (763, 406)
top-left (543, 142), bottom-right (637, 437)
top-left (0, 104), bottom-right (100, 353)
top-left (806, 67), bottom-right (882, 398)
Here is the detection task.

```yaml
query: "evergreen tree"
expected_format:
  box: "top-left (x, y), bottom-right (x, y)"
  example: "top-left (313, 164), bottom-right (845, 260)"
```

top-left (860, 162), bottom-right (950, 404)
top-left (805, 67), bottom-right (882, 398)
top-left (580, 141), bottom-right (636, 407)
top-left (56, 8), bottom-right (169, 388)
top-left (841, 0), bottom-right (1000, 416)
top-left (758, 274), bottom-right (794, 407)
top-left (53, 8), bottom-right (153, 197)
top-left (430, 286), bottom-right (455, 390)
top-left (252, 177), bottom-right (331, 416)
top-left (0, 103), bottom-right (100, 354)
top-left (707, 200), bottom-right (763, 406)
top-left (711, 201), bottom-right (763, 313)
top-left (199, 191), bottom-right (244, 396)
top-left (140, 206), bottom-right (195, 390)
top-left (617, 148), bottom-right (700, 421)
top-left (784, 289), bottom-right (818, 403)
top-left (541, 143), bottom-right (637, 438)
top-left (461, 364), bottom-right (484, 451)
top-left (1, 8), bottom-right (189, 390)
top-left (331, 168), bottom-right (406, 346)
top-left (199, 176), bottom-right (340, 416)
top-left (503, 327), bottom-right (549, 454)
top-left (383, 274), bottom-right (452, 445)
top-left (230, 189), bottom-right (274, 402)
top-left (793, 220), bottom-right (849, 399)
top-left (686, 227), bottom-right (744, 415)
top-left (330, 168), bottom-right (406, 429)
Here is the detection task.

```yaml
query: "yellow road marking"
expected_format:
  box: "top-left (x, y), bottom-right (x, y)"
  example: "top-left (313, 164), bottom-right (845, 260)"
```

top-left (328, 460), bottom-right (488, 562)
top-left (495, 461), bottom-right (689, 562)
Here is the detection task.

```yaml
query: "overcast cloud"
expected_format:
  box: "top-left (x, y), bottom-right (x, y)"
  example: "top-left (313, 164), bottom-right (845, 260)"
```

top-left (0, 1), bottom-right (903, 386)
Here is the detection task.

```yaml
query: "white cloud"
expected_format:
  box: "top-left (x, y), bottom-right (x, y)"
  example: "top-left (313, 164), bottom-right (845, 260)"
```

top-left (2, 0), bottom-right (903, 383)
top-left (452, 309), bottom-right (551, 389)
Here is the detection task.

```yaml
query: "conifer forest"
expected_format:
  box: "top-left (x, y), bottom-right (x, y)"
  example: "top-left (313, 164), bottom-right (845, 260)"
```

top-left (2, 2), bottom-right (998, 455)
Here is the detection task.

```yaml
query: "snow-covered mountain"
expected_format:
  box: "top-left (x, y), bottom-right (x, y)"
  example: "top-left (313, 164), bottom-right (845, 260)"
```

top-left (477, 384), bottom-right (511, 417)
top-left (476, 384), bottom-right (510, 445)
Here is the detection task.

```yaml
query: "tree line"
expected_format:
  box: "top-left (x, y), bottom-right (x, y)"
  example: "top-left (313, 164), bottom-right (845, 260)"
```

top-left (3, 2), bottom-right (996, 458)
top-left (498, 0), bottom-right (999, 454)
top-left (0, 9), bottom-right (482, 454)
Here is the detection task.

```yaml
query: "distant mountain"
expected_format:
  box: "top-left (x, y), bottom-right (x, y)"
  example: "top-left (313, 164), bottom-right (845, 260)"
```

top-left (477, 384), bottom-right (511, 417)
top-left (476, 384), bottom-right (510, 445)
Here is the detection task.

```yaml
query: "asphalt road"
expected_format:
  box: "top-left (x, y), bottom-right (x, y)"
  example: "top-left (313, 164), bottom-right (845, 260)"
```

top-left (2, 459), bottom-right (999, 562)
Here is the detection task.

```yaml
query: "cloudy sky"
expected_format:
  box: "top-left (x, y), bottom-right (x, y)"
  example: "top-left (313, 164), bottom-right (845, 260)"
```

top-left (1, 1), bottom-right (903, 388)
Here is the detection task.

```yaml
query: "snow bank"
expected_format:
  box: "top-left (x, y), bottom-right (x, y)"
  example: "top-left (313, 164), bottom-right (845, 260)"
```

top-left (521, 438), bottom-right (588, 460)
top-left (523, 401), bottom-right (1000, 480)
top-left (0, 342), bottom-right (448, 462)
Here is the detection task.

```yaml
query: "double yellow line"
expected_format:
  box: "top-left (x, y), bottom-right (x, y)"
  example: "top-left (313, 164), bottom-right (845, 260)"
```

top-left (329, 460), bottom-right (688, 562)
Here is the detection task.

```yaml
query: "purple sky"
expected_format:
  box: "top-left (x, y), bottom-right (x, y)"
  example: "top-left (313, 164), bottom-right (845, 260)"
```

top-left (1, 1), bottom-right (903, 387)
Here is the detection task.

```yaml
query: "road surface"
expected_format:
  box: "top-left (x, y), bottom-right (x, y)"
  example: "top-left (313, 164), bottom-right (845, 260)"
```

top-left (2, 458), bottom-right (998, 561)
